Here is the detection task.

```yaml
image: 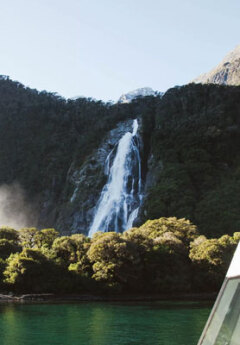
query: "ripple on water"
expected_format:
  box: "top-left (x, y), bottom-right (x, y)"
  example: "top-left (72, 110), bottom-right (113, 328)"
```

top-left (0, 301), bottom-right (211, 345)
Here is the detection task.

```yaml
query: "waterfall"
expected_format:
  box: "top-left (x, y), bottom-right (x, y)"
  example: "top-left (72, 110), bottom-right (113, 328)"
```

top-left (88, 119), bottom-right (142, 237)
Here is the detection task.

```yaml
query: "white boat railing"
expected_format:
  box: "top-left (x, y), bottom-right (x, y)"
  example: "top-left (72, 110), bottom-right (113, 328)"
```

top-left (197, 242), bottom-right (240, 345)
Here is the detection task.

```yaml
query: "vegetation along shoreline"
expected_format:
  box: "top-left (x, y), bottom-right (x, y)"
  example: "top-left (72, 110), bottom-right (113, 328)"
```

top-left (0, 217), bottom-right (238, 297)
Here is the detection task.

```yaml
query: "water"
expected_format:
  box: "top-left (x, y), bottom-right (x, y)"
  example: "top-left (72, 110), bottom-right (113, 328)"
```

top-left (89, 119), bottom-right (142, 237)
top-left (0, 301), bottom-right (211, 345)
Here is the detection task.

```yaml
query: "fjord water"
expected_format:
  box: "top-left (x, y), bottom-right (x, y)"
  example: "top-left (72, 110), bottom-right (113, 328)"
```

top-left (89, 119), bottom-right (142, 236)
top-left (0, 301), bottom-right (210, 345)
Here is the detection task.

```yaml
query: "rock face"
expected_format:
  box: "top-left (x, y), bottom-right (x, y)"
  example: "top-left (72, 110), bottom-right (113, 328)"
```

top-left (118, 87), bottom-right (157, 103)
top-left (44, 119), bottom-right (139, 236)
top-left (193, 45), bottom-right (240, 86)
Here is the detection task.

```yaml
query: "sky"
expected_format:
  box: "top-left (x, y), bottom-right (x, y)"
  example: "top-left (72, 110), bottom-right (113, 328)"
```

top-left (1, 0), bottom-right (240, 101)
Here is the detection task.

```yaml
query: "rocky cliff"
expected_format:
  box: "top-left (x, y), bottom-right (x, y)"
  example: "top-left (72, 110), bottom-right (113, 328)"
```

top-left (48, 119), bottom-right (138, 235)
top-left (193, 45), bottom-right (240, 86)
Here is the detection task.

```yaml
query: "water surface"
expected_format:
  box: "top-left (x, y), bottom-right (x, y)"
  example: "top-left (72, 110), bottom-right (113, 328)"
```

top-left (0, 301), bottom-right (211, 345)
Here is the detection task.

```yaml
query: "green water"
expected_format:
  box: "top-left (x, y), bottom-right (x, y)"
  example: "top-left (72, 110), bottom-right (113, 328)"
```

top-left (0, 301), bottom-right (211, 345)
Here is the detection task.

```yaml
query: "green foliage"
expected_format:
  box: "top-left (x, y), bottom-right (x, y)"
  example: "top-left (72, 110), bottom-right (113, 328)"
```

top-left (0, 258), bottom-right (6, 289)
top-left (142, 84), bottom-right (240, 238)
top-left (35, 228), bottom-right (59, 249)
top-left (3, 248), bottom-right (65, 293)
top-left (19, 227), bottom-right (38, 248)
top-left (233, 232), bottom-right (240, 243)
top-left (0, 227), bottom-right (19, 243)
top-left (4, 249), bottom-right (48, 291)
top-left (88, 232), bottom-right (140, 292)
top-left (0, 239), bottom-right (21, 260)
top-left (52, 236), bottom-right (78, 266)
top-left (189, 234), bottom-right (237, 291)
top-left (52, 234), bottom-right (90, 269)
top-left (139, 217), bottom-right (198, 247)
top-left (0, 218), bottom-right (238, 295)
top-left (124, 221), bottom-right (192, 293)
top-left (194, 179), bottom-right (240, 237)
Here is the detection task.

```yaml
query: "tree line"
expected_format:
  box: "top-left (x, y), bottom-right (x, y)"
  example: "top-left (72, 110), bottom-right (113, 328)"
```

top-left (0, 217), bottom-right (239, 295)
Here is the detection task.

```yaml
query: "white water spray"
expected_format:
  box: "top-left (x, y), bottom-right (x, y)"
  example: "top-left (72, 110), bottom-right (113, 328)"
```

top-left (88, 119), bottom-right (142, 237)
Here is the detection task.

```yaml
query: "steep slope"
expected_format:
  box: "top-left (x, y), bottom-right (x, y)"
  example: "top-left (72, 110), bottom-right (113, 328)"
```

top-left (0, 76), bottom-right (137, 233)
top-left (53, 119), bottom-right (138, 235)
top-left (141, 83), bottom-right (240, 238)
top-left (1, 76), bottom-right (240, 238)
top-left (193, 45), bottom-right (240, 85)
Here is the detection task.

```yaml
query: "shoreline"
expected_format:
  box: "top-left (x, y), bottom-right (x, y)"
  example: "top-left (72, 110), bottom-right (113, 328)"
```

top-left (0, 292), bottom-right (217, 304)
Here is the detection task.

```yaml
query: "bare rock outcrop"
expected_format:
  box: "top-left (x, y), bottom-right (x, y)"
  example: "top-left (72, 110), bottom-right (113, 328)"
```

top-left (193, 45), bottom-right (240, 86)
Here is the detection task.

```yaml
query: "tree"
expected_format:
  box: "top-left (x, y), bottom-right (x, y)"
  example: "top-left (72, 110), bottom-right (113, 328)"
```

top-left (0, 227), bottom-right (19, 243)
top-left (35, 228), bottom-right (59, 249)
top-left (0, 258), bottom-right (6, 289)
top-left (189, 234), bottom-right (237, 291)
top-left (52, 234), bottom-right (89, 267)
top-left (87, 232), bottom-right (140, 292)
top-left (19, 227), bottom-right (38, 248)
top-left (4, 248), bottom-right (61, 293)
top-left (139, 217), bottom-right (198, 247)
top-left (67, 234), bottom-right (92, 275)
top-left (0, 239), bottom-right (21, 260)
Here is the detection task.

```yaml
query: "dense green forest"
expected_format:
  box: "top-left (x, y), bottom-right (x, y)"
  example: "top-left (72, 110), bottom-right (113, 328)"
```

top-left (140, 83), bottom-right (240, 238)
top-left (0, 76), bottom-right (134, 196)
top-left (0, 77), bottom-right (240, 294)
top-left (0, 77), bottom-right (240, 238)
top-left (0, 218), bottom-right (238, 294)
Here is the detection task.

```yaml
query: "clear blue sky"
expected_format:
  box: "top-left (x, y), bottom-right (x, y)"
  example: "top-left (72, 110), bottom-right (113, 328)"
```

top-left (1, 0), bottom-right (240, 101)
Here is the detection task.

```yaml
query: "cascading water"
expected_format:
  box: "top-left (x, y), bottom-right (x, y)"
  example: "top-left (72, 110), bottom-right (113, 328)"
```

top-left (88, 119), bottom-right (142, 237)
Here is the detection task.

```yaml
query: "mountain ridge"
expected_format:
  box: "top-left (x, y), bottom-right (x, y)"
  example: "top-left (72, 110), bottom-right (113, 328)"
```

top-left (193, 44), bottom-right (240, 86)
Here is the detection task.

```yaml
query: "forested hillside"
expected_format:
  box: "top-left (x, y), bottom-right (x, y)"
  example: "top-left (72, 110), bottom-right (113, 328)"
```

top-left (141, 83), bottom-right (240, 238)
top-left (1, 76), bottom-right (240, 239)
top-left (0, 76), bottom-right (133, 195)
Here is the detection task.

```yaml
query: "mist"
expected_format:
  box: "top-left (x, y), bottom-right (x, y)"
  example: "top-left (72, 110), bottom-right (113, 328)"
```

top-left (0, 183), bottom-right (37, 230)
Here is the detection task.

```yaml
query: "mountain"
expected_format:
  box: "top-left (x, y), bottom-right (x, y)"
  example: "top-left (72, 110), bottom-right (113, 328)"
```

top-left (118, 87), bottom-right (157, 103)
top-left (1, 76), bottom-right (240, 238)
top-left (193, 45), bottom-right (240, 85)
